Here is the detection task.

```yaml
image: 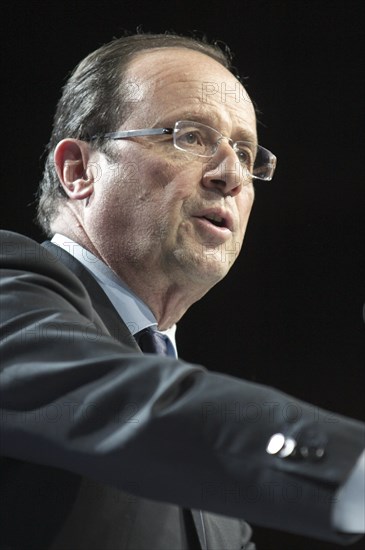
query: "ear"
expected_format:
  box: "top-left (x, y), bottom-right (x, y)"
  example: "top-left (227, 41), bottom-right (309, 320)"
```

top-left (54, 139), bottom-right (95, 200)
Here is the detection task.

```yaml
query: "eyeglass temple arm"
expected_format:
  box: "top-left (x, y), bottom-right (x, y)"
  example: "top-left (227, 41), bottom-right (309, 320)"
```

top-left (91, 128), bottom-right (173, 140)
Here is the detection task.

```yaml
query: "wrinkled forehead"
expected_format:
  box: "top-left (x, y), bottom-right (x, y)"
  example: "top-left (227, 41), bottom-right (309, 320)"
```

top-left (121, 48), bottom-right (256, 134)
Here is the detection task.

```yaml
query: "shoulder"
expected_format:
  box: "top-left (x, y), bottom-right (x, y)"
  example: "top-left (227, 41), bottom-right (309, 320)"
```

top-left (1, 230), bottom-right (61, 270)
top-left (1, 230), bottom-right (80, 283)
top-left (0, 230), bottom-right (94, 319)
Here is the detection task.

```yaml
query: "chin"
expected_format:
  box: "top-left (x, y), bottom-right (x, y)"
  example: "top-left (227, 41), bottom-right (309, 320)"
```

top-left (172, 247), bottom-right (232, 286)
top-left (189, 260), bottom-right (231, 288)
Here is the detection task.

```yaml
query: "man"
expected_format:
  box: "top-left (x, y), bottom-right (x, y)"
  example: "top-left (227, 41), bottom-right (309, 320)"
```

top-left (0, 33), bottom-right (364, 550)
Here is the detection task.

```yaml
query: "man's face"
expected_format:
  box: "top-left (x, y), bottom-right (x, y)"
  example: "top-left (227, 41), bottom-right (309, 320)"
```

top-left (84, 48), bottom-right (256, 295)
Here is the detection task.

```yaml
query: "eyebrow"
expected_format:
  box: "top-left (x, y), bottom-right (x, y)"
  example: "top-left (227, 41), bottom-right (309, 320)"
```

top-left (233, 128), bottom-right (257, 145)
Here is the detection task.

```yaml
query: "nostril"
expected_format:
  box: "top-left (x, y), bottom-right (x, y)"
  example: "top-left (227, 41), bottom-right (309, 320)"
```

top-left (210, 179), bottom-right (226, 186)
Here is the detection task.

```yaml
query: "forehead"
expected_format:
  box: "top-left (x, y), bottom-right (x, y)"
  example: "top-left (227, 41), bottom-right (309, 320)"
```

top-left (122, 48), bottom-right (257, 139)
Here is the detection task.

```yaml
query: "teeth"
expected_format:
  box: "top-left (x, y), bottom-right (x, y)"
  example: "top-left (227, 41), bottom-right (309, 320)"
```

top-left (206, 214), bottom-right (223, 223)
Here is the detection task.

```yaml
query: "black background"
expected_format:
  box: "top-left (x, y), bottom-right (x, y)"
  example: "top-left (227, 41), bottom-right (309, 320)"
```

top-left (2, 1), bottom-right (364, 548)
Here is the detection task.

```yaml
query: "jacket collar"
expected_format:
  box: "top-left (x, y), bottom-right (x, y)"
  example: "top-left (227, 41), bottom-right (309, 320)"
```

top-left (41, 240), bottom-right (140, 351)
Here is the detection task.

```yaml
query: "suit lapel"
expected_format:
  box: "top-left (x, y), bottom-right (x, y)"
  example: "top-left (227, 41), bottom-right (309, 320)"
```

top-left (191, 510), bottom-right (208, 549)
top-left (42, 241), bottom-right (213, 550)
top-left (41, 241), bottom-right (139, 351)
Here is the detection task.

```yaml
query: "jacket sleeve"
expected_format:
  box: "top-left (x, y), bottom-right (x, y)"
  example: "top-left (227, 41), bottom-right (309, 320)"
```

top-left (1, 230), bottom-right (364, 545)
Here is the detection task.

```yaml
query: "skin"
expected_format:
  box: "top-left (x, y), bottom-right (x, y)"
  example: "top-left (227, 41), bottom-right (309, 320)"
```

top-left (53, 48), bottom-right (257, 330)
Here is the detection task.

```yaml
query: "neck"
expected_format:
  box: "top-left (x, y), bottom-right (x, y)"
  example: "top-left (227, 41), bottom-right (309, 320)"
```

top-left (52, 219), bottom-right (210, 329)
top-left (115, 270), bottom-right (207, 330)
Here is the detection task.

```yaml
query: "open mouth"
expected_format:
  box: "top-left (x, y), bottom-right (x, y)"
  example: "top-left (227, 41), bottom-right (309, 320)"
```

top-left (193, 208), bottom-right (233, 233)
top-left (202, 214), bottom-right (226, 228)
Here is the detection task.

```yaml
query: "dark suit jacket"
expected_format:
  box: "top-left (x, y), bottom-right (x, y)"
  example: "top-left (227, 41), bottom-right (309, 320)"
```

top-left (1, 231), bottom-right (364, 549)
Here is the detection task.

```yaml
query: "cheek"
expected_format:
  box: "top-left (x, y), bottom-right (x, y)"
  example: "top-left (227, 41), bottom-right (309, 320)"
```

top-left (161, 162), bottom-right (203, 203)
top-left (96, 153), bottom-right (201, 235)
top-left (149, 147), bottom-right (201, 183)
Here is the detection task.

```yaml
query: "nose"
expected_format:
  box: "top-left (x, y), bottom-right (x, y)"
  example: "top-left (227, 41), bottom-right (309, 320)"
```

top-left (201, 139), bottom-right (249, 196)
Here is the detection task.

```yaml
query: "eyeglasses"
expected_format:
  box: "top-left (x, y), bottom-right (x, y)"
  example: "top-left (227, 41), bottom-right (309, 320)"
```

top-left (92, 120), bottom-right (277, 181)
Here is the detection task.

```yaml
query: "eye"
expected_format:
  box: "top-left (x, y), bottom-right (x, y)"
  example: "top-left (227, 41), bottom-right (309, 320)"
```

top-left (174, 124), bottom-right (213, 156)
top-left (179, 129), bottom-right (204, 147)
top-left (236, 150), bottom-right (249, 163)
top-left (235, 144), bottom-right (254, 168)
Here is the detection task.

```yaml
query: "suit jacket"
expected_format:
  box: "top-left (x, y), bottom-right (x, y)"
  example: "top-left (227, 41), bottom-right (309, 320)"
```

top-left (0, 231), bottom-right (364, 549)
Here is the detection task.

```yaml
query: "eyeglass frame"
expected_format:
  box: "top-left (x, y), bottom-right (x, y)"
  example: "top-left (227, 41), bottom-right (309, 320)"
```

top-left (91, 120), bottom-right (277, 181)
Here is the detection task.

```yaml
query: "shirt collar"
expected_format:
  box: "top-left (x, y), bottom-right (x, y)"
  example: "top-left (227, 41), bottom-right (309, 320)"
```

top-left (51, 234), bottom-right (177, 356)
